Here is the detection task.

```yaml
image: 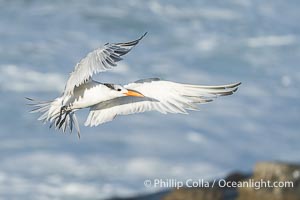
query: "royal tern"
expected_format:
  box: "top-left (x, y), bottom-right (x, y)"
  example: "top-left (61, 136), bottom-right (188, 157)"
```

top-left (28, 33), bottom-right (241, 138)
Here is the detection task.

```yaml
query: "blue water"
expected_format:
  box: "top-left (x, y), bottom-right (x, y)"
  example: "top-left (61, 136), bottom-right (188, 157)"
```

top-left (0, 0), bottom-right (300, 199)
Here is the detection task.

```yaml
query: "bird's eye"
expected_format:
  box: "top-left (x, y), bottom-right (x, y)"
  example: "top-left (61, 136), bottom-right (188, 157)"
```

top-left (117, 89), bottom-right (122, 91)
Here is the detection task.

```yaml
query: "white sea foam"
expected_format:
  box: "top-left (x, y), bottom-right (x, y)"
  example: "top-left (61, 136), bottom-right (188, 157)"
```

top-left (149, 1), bottom-right (239, 20)
top-left (196, 37), bottom-right (218, 52)
top-left (186, 132), bottom-right (207, 144)
top-left (246, 35), bottom-right (297, 48)
top-left (0, 65), bottom-right (65, 92)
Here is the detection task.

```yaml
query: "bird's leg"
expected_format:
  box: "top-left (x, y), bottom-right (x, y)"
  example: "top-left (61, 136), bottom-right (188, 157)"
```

top-left (58, 110), bottom-right (70, 130)
top-left (56, 105), bottom-right (67, 127)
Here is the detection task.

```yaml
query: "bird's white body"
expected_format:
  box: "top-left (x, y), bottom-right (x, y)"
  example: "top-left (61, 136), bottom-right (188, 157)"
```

top-left (63, 81), bottom-right (111, 110)
top-left (28, 33), bottom-right (241, 137)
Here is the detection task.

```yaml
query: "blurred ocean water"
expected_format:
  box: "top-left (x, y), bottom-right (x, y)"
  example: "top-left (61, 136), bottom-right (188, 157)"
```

top-left (0, 0), bottom-right (300, 199)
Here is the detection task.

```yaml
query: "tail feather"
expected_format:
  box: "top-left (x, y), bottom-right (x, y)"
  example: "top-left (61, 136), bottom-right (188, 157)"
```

top-left (26, 97), bottom-right (80, 138)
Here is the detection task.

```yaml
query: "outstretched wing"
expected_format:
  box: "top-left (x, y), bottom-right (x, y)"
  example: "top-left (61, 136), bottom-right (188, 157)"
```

top-left (85, 78), bottom-right (241, 126)
top-left (63, 32), bottom-right (147, 95)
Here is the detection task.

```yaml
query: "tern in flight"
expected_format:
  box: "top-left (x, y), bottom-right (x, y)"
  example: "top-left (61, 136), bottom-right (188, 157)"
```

top-left (28, 33), bottom-right (241, 138)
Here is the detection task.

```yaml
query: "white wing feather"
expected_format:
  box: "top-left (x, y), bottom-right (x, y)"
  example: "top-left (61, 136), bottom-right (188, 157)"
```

top-left (63, 33), bottom-right (147, 95)
top-left (85, 79), bottom-right (241, 126)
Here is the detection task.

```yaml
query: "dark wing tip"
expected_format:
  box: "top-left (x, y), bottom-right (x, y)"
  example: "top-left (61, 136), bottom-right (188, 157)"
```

top-left (25, 97), bottom-right (34, 101)
top-left (115, 32), bottom-right (148, 47)
top-left (225, 82), bottom-right (241, 89)
top-left (25, 97), bottom-right (36, 106)
top-left (140, 32), bottom-right (148, 40)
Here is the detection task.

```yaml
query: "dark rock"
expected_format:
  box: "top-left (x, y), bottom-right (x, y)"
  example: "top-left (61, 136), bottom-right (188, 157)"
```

top-left (162, 172), bottom-right (249, 200)
top-left (238, 161), bottom-right (300, 200)
top-left (163, 162), bottom-right (300, 200)
top-left (107, 190), bottom-right (170, 200)
top-left (162, 187), bottom-right (223, 200)
top-left (225, 172), bottom-right (249, 183)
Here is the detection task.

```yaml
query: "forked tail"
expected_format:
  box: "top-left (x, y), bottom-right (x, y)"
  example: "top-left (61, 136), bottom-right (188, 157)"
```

top-left (26, 97), bottom-right (81, 138)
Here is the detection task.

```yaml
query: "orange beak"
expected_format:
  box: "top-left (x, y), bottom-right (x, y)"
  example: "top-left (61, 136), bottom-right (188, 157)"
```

top-left (124, 89), bottom-right (145, 97)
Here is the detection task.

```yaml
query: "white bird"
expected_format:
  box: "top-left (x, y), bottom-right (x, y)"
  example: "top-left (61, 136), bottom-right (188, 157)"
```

top-left (28, 33), bottom-right (241, 138)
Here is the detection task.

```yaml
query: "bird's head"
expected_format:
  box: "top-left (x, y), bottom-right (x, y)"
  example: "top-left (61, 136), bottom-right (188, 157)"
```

top-left (105, 84), bottom-right (144, 98)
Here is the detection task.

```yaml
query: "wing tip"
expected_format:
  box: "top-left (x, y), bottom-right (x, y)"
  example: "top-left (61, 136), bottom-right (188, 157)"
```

top-left (223, 82), bottom-right (241, 89)
top-left (140, 32), bottom-right (148, 40)
top-left (234, 82), bottom-right (242, 87)
top-left (25, 97), bottom-right (34, 101)
top-left (115, 32), bottom-right (148, 47)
